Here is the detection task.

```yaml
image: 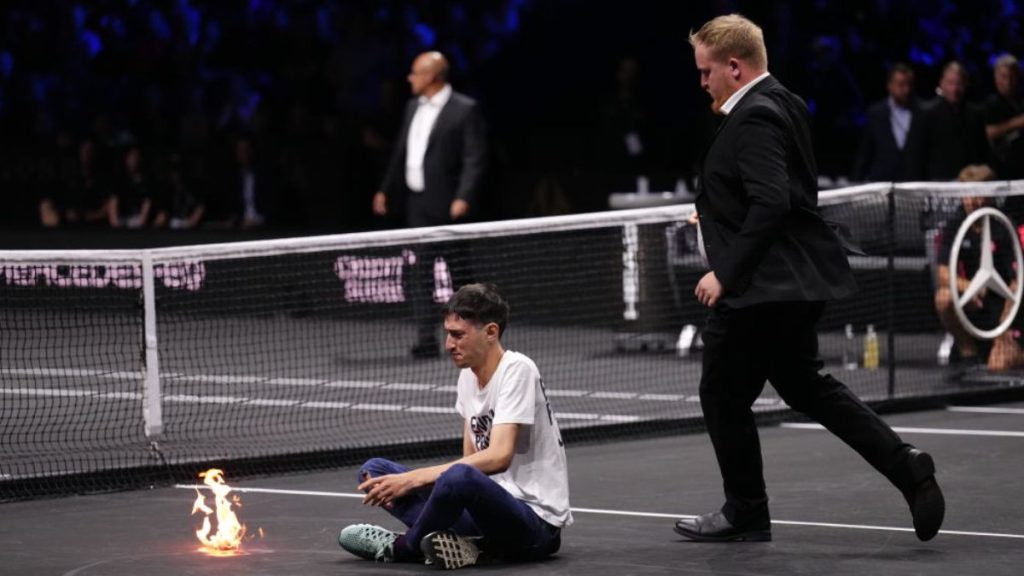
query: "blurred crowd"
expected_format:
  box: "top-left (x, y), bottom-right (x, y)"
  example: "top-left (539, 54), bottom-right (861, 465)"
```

top-left (0, 0), bottom-right (1022, 234)
top-left (851, 56), bottom-right (1023, 186)
top-left (0, 0), bottom-right (532, 232)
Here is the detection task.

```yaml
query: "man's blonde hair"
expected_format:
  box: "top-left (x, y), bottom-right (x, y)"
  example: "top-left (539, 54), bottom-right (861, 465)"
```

top-left (688, 14), bottom-right (768, 71)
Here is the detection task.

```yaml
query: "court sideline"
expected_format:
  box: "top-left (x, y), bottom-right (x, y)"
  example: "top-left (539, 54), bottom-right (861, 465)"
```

top-left (2, 401), bottom-right (1023, 575)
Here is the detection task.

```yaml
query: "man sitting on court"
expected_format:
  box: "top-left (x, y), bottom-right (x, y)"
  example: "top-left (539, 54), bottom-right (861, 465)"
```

top-left (338, 283), bottom-right (571, 569)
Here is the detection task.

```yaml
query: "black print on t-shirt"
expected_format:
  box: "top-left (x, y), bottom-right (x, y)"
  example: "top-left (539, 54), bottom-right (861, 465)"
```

top-left (539, 377), bottom-right (564, 447)
top-left (470, 409), bottom-right (495, 450)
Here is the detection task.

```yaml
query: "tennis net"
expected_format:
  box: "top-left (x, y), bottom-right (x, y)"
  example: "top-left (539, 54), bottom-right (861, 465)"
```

top-left (3, 180), bottom-right (1024, 499)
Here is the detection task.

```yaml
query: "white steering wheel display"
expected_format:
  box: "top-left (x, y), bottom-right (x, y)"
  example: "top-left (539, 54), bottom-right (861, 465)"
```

top-left (948, 206), bottom-right (1024, 340)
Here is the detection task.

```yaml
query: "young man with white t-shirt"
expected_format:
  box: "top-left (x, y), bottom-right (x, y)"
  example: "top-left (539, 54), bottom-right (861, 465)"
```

top-left (339, 283), bottom-right (572, 569)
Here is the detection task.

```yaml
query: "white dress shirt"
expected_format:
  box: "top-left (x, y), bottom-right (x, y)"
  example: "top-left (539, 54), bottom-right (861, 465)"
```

top-left (241, 170), bottom-right (263, 225)
top-left (888, 97), bottom-right (912, 150)
top-left (720, 71), bottom-right (771, 115)
top-left (697, 71), bottom-right (770, 266)
top-left (405, 84), bottom-right (452, 192)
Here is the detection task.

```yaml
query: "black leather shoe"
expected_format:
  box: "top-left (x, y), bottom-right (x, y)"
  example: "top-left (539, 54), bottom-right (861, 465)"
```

top-left (673, 511), bottom-right (771, 542)
top-left (900, 449), bottom-right (945, 541)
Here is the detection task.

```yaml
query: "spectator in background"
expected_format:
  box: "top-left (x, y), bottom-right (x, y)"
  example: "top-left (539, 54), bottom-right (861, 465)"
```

top-left (4, 2), bottom-right (1024, 231)
top-left (109, 144), bottom-right (154, 228)
top-left (983, 54), bottom-right (1024, 171)
top-left (72, 139), bottom-right (116, 226)
top-left (805, 35), bottom-right (864, 179)
top-left (372, 51), bottom-right (488, 359)
top-left (277, 103), bottom-right (317, 227)
top-left (208, 134), bottom-right (275, 229)
top-left (956, 55), bottom-right (1024, 183)
top-left (852, 63), bottom-right (923, 182)
top-left (593, 57), bottom-right (653, 195)
top-left (957, 55), bottom-right (1024, 245)
top-left (916, 61), bottom-right (989, 181)
top-left (37, 129), bottom-right (80, 227)
top-left (152, 154), bottom-right (205, 229)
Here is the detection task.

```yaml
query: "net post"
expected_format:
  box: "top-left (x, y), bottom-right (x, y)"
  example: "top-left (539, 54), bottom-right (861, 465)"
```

top-left (622, 223), bottom-right (639, 320)
top-left (886, 184), bottom-right (897, 399)
top-left (142, 251), bottom-right (163, 437)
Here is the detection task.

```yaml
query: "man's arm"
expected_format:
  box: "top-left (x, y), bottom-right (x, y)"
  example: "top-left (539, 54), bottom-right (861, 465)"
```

top-left (985, 113), bottom-right (1024, 142)
top-left (452, 103), bottom-right (487, 218)
top-left (136, 198), bottom-right (152, 227)
top-left (374, 145), bottom-right (405, 216)
top-left (713, 105), bottom-right (792, 294)
top-left (106, 195), bottom-right (119, 227)
top-left (359, 423), bottom-right (519, 507)
top-left (462, 420), bottom-right (475, 458)
top-left (936, 263), bottom-right (985, 309)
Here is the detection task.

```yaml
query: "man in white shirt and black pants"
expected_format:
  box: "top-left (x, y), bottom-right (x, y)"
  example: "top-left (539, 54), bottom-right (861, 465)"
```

top-left (373, 52), bottom-right (488, 359)
top-left (339, 283), bottom-right (571, 569)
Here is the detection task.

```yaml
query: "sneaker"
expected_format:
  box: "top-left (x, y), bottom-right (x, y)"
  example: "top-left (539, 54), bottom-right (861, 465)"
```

top-left (338, 524), bottom-right (399, 562)
top-left (937, 332), bottom-right (954, 366)
top-left (419, 530), bottom-right (482, 570)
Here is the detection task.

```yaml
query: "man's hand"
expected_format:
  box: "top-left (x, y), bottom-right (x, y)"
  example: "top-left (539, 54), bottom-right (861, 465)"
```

top-left (957, 277), bottom-right (986, 309)
top-left (989, 331), bottom-right (1023, 371)
top-left (450, 199), bottom-right (469, 220)
top-left (358, 470), bottom-right (425, 508)
top-left (695, 271), bottom-right (723, 308)
top-left (958, 164), bottom-right (995, 182)
top-left (373, 191), bottom-right (388, 216)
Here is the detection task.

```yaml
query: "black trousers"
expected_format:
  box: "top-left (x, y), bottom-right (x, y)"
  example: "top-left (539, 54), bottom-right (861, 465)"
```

top-left (407, 241), bottom-right (473, 346)
top-left (408, 243), bottom-right (443, 345)
top-left (699, 301), bottom-right (911, 524)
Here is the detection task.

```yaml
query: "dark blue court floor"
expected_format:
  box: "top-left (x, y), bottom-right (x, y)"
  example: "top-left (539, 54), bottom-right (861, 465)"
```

top-left (2, 402), bottom-right (1023, 576)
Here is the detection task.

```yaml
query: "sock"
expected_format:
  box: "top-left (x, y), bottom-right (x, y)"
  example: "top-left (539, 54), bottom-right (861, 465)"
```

top-left (392, 534), bottom-right (423, 562)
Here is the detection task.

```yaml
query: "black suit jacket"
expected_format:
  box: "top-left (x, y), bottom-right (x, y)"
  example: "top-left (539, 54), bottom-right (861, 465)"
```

top-left (211, 168), bottom-right (276, 224)
top-left (696, 76), bottom-right (856, 308)
top-left (380, 90), bottom-right (487, 227)
top-left (852, 98), bottom-right (923, 182)
top-left (915, 97), bottom-right (989, 181)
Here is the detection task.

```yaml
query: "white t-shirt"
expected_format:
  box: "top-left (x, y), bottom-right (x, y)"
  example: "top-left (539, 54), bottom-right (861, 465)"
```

top-left (455, 351), bottom-right (573, 528)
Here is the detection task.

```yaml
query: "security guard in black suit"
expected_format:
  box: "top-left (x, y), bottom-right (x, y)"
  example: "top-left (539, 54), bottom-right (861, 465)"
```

top-left (675, 14), bottom-right (945, 543)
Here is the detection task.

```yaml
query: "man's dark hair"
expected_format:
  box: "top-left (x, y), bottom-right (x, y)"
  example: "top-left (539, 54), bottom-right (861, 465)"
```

top-left (442, 283), bottom-right (510, 336)
top-left (941, 60), bottom-right (968, 83)
top-left (887, 62), bottom-right (914, 82)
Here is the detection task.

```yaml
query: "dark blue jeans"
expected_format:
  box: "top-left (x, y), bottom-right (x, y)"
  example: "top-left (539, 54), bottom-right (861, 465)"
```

top-left (358, 458), bottom-right (561, 561)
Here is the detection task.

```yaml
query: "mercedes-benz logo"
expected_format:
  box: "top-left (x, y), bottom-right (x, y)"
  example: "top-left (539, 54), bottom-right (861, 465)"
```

top-left (949, 206), bottom-right (1024, 340)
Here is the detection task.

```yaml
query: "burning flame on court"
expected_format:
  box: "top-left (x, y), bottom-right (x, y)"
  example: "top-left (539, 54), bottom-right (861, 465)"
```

top-left (191, 468), bottom-right (253, 555)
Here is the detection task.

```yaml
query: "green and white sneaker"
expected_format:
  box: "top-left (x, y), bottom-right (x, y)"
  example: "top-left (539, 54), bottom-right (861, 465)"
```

top-left (338, 524), bottom-right (400, 562)
top-left (419, 530), bottom-right (482, 570)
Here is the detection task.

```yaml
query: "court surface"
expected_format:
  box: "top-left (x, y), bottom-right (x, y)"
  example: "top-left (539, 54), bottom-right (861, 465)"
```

top-left (2, 399), bottom-right (1024, 573)
top-left (3, 401), bottom-right (1024, 576)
